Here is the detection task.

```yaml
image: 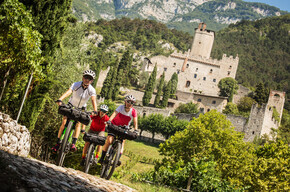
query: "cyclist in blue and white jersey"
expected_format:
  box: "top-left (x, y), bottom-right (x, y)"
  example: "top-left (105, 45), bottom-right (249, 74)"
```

top-left (52, 70), bottom-right (98, 153)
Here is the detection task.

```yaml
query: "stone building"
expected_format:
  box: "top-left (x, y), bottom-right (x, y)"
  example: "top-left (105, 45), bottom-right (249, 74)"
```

top-left (142, 23), bottom-right (239, 97)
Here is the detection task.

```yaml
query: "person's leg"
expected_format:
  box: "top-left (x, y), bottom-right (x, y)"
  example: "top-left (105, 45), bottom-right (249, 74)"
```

top-left (98, 135), bottom-right (114, 163)
top-left (82, 142), bottom-right (89, 159)
top-left (117, 140), bottom-right (126, 166)
top-left (71, 122), bottom-right (81, 151)
top-left (52, 116), bottom-right (67, 152)
top-left (95, 131), bottom-right (105, 159)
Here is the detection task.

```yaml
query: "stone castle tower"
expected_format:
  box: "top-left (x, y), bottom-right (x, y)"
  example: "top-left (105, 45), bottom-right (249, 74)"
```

top-left (190, 23), bottom-right (215, 59)
top-left (243, 90), bottom-right (285, 142)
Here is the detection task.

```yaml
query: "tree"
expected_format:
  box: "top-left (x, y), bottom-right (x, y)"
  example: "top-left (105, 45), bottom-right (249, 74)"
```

top-left (237, 96), bottom-right (256, 112)
top-left (138, 71), bottom-right (149, 89)
top-left (142, 65), bottom-right (157, 106)
top-left (0, 0), bottom-right (42, 102)
top-left (174, 102), bottom-right (199, 114)
top-left (218, 77), bottom-right (239, 102)
top-left (154, 72), bottom-right (165, 107)
top-left (100, 65), bottom-right (114, 99)
top-left (117, 49), bottom-right (133, 86)
top-left (253, 82), bottom-right (269, 105)
top-left (169, 72), bottom-right (178, 99)
top-left (223, 102), bottom-right (239, 115)
top-left (160, 80), bottom-right (172, 108)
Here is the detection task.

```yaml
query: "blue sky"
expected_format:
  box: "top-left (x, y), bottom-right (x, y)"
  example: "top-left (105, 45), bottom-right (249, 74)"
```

top-left (243, 0), bottom-right (290, 12)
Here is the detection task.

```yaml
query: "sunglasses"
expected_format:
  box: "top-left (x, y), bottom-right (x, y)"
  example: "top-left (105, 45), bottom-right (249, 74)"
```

top-left (126, 100), bottom-right (134, 105)
top-left (83, 75), bottom-right (93, 81)
top-left (100, 109), bottom-right (107, 113)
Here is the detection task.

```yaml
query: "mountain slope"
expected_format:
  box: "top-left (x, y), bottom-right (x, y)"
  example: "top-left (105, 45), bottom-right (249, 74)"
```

top-left (72, 0), bottom-right (288, 33)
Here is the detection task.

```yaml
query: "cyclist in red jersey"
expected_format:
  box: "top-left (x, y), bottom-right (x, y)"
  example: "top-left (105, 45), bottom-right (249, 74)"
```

top-left (98, 95), bottom-right (138, 165)
top-left (80, 104), bottom-right (109, 166)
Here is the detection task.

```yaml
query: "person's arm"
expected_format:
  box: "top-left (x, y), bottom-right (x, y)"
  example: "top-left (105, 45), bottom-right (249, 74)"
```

top-left (133, 116), bottom-right (138, 130)
top-left (109, 111), bottom-right (118, 122)
top-left (57, 89), bottom-right (72, 106)
top-left (91, 95), bottom-right (97, 111)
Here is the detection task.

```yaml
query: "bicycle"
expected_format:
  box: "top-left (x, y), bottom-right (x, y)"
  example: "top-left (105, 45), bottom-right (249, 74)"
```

top-left (83, 132), bottom-right (106, 173)
top-left (100, 124), bottom-right (137, 180)
top-left (56, 103), bottom-right (91, 167)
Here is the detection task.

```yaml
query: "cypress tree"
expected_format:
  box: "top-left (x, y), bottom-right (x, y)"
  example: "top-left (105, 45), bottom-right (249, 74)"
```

top-left (107, 61), bottom-right (118, 100)
top-left (253, 82), bottom-right (269, 105)
top-left (117, 49), bottom-right (133, 86)
top-left (154, 72), bottom-right (165, 107)
top-left (142, 64), bottom-right (157, 106)
top-left (170, 72), bottom-right (178, 99)
top-left (161, 80), bottom-right (172, 108)
top-left (112, 69), bottom-right (123, 101)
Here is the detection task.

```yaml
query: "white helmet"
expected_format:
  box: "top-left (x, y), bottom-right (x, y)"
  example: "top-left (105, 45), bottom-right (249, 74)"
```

top-left (83, 69), bottom-right (96, 80)
top-left (99, 104), bottom-right (109, 112)
top-left (125, 95), bottom-right (136, 103)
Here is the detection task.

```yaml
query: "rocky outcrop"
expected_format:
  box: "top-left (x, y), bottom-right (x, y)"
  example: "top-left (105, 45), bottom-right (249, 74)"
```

top-left (0, 150), bottom-right (135, 192)
top-left (0, 112), bottom-right (30, 157)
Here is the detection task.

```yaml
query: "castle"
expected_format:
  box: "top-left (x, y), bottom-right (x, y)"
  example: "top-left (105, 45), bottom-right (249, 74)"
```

top-left (97, 23), bottom-right (285, 142)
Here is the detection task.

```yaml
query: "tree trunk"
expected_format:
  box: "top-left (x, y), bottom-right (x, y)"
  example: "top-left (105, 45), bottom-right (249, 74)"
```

top-left (187, 170), bottom-right (193, 190)
top-left (0, 65), bottom-right (12, 102)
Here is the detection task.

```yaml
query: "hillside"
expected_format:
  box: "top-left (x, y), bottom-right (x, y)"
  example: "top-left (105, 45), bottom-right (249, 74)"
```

top-left (211, 14), bottom-right (290, 109)
top-left (72, 0), bottom-right (289, 33)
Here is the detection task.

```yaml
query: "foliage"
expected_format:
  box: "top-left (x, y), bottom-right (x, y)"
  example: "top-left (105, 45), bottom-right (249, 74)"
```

top-left (223, 102), bottom-right (239, 115)
top-left (142, 65), bottom-right (157, 106)
top-left (158, 110), bottom-right (255, 188)
top-left (218, 77), bottom-right (238, 102)
top-left (272, 107), bottom-right (280, 123)
top-left (174, 102), bottom-right (199, 114)
top-left (169, 72), bottom-right (178, 99)
top-left (252, 82), bottom-right (269, 105)
top-left (138, 72), bottom-right (150, 89)
top-left (160, 80), bottom-right (172, 108)
top-left (154, 72), bottom-right (165, 107)
top-left (250, 141), bottom-right (290, 191)
top-left (277, 109), bottom-right (290, 145)
top-left (117, 49), bottom-right (133, 87)
top-left (237, 96), bottom-right (256, 112)
top-left (211, 14), bottom-right (290, 110)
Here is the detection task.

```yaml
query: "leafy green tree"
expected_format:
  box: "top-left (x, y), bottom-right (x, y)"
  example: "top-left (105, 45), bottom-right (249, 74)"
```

top-left (218, 77), bottom-right (239, 102)
top-left (160, 80), bottom-right (172, 108)
top-left (158, 110), bottom-right (255, 189)
top-left (251, 141), bottom-right (290, 191)
top-left (117, 49), bottom-right (133, 86)
top-left (169, 72), bottom-right (178, 99)
top-left (0, 0), bottom-right (42, 106)
top-left (277, 109), bottom-right (290, 145)
top-left (112, 69), bottom-right (123, 101)
top-left (237, 96), bottom-right (256, 112)
top-left (174, 102), bottom-right (199, 114)
top-left (223, 102), bottom-right (239, 115)
top-left (161, 116), bottom-right (188, 139)
top-left (154, 72), bottom-right (165, 107)
top-left (253, 82), bottom-right (269, 105)
top-left (142, 65), bottom-right (157, 106)
top-left (139, 114), bottom-right (165, 141)
top-left (100, 65), bottom-right (114, 99)
top-left (106, 64), bottom-right (118, 100)
top-left (138, 71), bottom-right (149, 89)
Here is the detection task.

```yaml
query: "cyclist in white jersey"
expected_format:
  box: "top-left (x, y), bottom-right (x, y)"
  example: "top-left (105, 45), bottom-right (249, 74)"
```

top-left (52, 70), bottom-right (98, 153)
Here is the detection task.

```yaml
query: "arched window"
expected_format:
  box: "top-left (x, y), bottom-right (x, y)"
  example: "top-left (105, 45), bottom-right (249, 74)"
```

top-left (212, 100), bottom-right (216, 104)
top-left (207, 109), bottom-right (210, 112)
top-left (197, 98), bottom-right (201, 102)
top-left (173, 62), bottom-right (176, 67)
top-left (210, 69), bottom-right (213, 73)
top-left (186, 64), bottom-right (189, 68)
top-left (186, 81), bottom-right (191, 87)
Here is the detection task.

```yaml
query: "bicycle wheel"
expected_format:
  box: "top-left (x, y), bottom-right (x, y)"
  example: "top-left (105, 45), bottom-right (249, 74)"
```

top-left (56, 122), bottom-right (73, 166)
top-left (100, 145), bottom-right (112, 178)
top-left (84, 143), bottom-right (95, 173)
top-left (106, 142), bottom-right (121, 180)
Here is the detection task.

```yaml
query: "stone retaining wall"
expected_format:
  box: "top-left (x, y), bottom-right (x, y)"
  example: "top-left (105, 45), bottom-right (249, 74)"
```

top-left (0, 112), bottom-right (30, 157)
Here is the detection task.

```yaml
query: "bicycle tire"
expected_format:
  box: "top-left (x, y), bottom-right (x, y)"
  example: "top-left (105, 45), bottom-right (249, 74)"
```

top-left (84, 143), bottom-right (95, 173)
top-left (106, 142), bottom-right (121, 180)
top-left (56, 122), bottom-right (73, 166)
top-left (100, 145), bottom-right (112, 178)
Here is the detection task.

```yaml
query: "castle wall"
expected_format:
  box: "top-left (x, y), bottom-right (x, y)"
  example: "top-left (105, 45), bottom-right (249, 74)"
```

top-left (134, 106), bottom-right (173, 117)
top-left (260, 104), bottom-right (279, 137)
top-left (96, 67), bottom-right (110, 88)
top-left (232, 85), bottom-right (251, 104)
top-left (192, 93), bottom-right (227, 113)
top-left (243, 104), bottom-right (265, 142)
top-left (226, 114), bottom-right (248, 133)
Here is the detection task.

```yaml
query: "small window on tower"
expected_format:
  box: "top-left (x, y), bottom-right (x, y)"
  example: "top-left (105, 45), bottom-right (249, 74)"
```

top-left (210, 69), bottom-right (213, 73)
top-left (186, 81), bottom-right (191, 87)
top-left (199, 42), bottom-right (201, 44)
top-left (186, 64), bottom-right (189, 68)
top-left (203, 77), bottom-right (206, 81)
top-left (228, 71), bottom-right (231, 75)
top-left (177, 69), bottom-right (180, 74)
top-left (207, 109), bottom-right (210, 112)
top-left (197, 98), bottom-right (202, 102)
top-left (196, 68), bottom-right (198, 72)
top-left (194, 74), bottom-right (197, 78)
top-left (164, 68), bottom-right (167, 71)
top-left (173, 63), bottom-right (176, 67)
top-left (213, 79), bottom-right (216, 82)
top-left (229, 65), bottom-right (232, 69)
top-left (212, 100), bottom-right (216, 104)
